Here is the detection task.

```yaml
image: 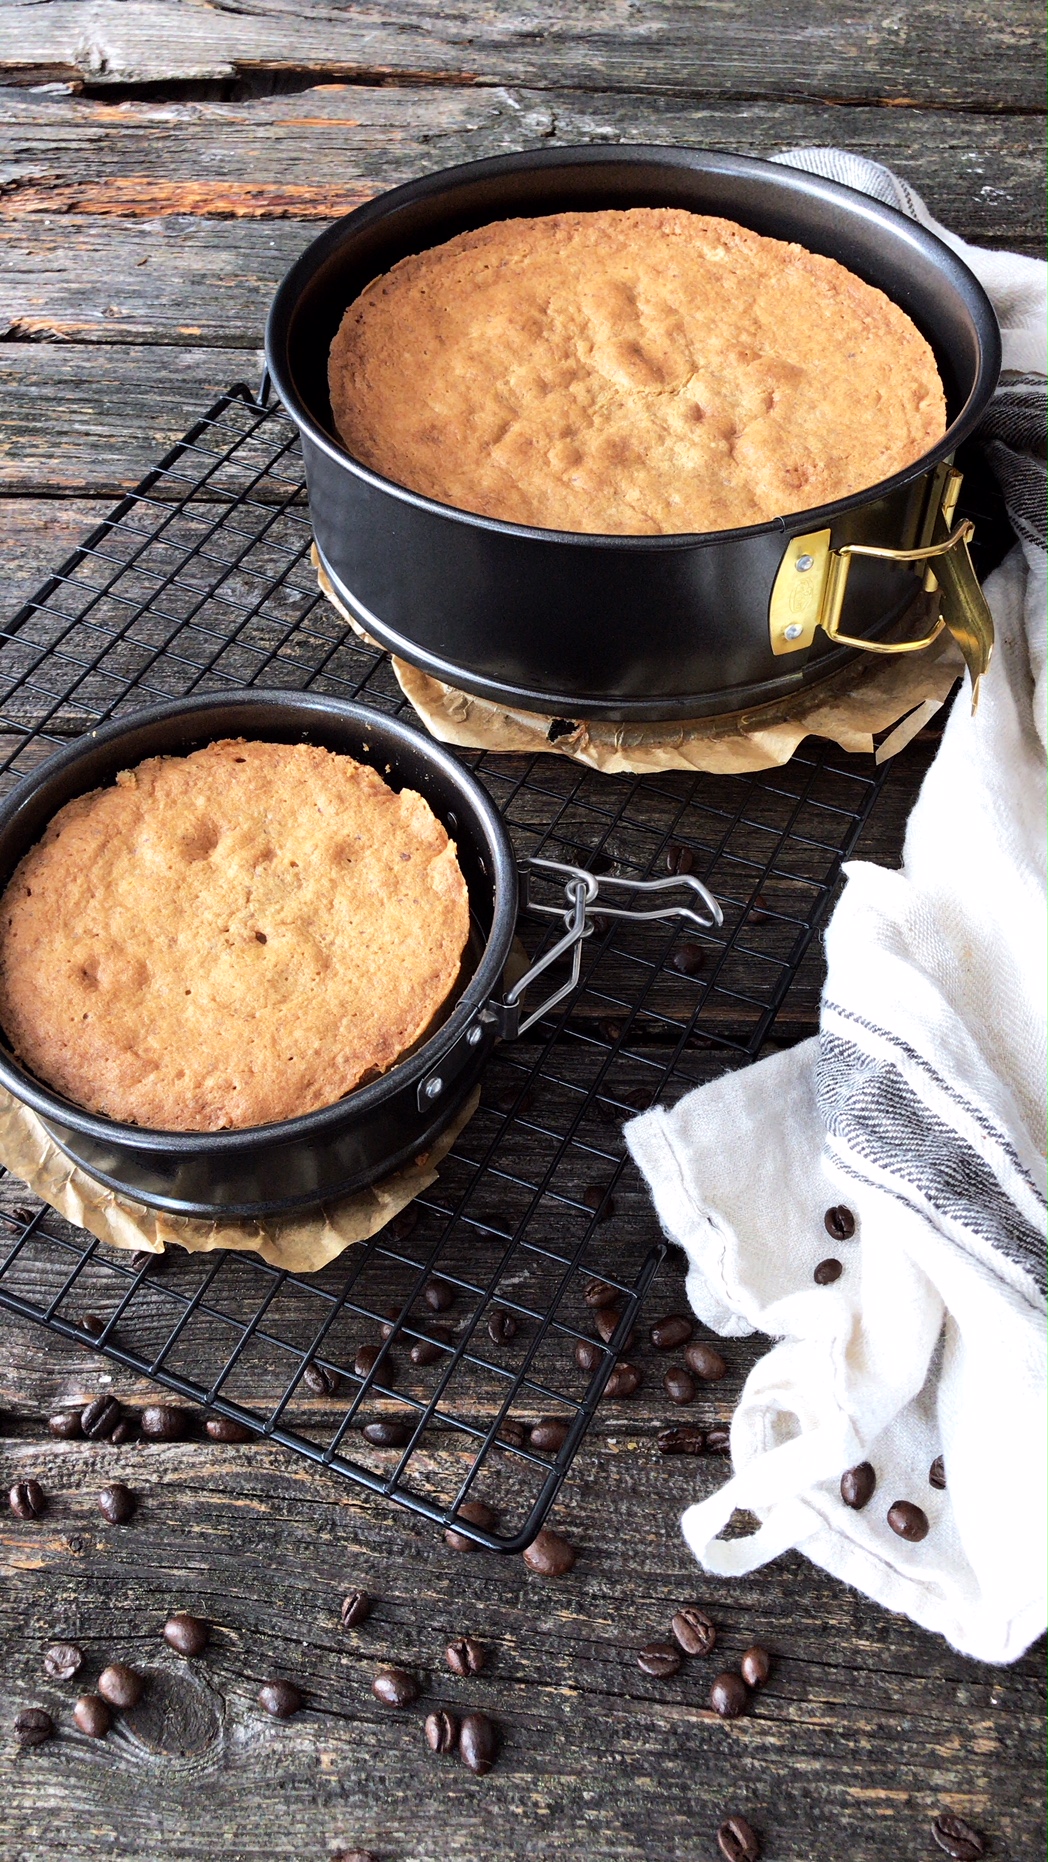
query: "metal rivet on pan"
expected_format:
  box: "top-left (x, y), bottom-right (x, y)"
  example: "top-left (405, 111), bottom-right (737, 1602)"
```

top-left (466, 1026), bottom-right (483, 1046)
top-left (424, 1076), bottom-right (444, 1099)
top-left (784, 623), bottom-right (804, 640)
top-left (795, 554), bottom-right (815, 572)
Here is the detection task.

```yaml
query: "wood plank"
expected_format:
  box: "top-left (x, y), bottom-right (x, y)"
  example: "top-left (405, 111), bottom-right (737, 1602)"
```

top-left (0, 0), bottom-right (1043, 111)
top-left (0, 497), bottom-right (111, 620)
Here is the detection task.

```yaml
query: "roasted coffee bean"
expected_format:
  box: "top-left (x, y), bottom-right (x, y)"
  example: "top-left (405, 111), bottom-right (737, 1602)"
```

top-left (670, 1607), bottom-right (717, 1657)
top-left (709, 1672), bottom-right (749, 1718)
top-left (498, 1419), bottom-right (527, 1450)
top-left (43, 1641), bottom-right (83, 1680)
top-left (411, 1326), bottom-right (452, 1366)
top-left (582, 1184), bottom-right (615, 1222)
top-left (332, 1851), bottom-right (379, 1862)
top-left (685, 1342), bottom-right (727, 1382)
top-left (665, 840), bottom-right (694, 876)
top-left (371, 1667), bottom-right (418, 1708)
top-left (650, 1313), bottom-right (694, 1352)
top-left (362, 1418), bottom-right (412, 1449)
top-left (128, 1250), bottom-right (158, 1272)
top-left (664, 1367), bottom-right (696, 1405)
top-left (99, 1482), bottom-right (136, 1524)
top-left (813, 1257), bottom-right (843, 1285)
top-left (718, 1813), bottom-right (762, 1861)
top-left (97, 1662), bottom-right (143, 1709)
top-left (459, 1710), bottom-right (498, 1776)
top-left (637, 1642), bottom-right (682, 1678)
top-left (74, 1693), bottom-right (111, 1738)
top-left (595, 1307), bottom-right (636, 1350)
top-left (583, 1278), bottom-right (620, 1309)
top-left (425, 1708), bottom-right (459, 1754)
top-left (205, 1415), bottom-right (253, 1444)
top-left (340, 1590), bottom-right (372, 1630)
top-left (446, 1636), bottom-right (486, 1677)
top-left (109, 1418), bottom-right (138, 1446)
top-left (385, 1204), bottom-right (419, 1242)
top-left (79, 1313), bottom-right (106, 1339)
top-left (840, 1461), bottom-right (876, 1509)
top-left (931, 1812), bottom-right (987, 1859)
top-left (258, 1679), bottom-right (303, 1718)
top-left (141, 1404), bottom-right (188, 1442)
top-left (887, 1500), bottom-right (929, 1542)
top-left (81, 1394), bottom-right (122, 1440)
top-left (603, 1361), bottom-right (642, 1398)
top-left (16, 1706), bottom-right (54, 1747)
top-left (379, 1304), bottom-right (404, 1340)
top-left (303, 1361), bottom-right (338, 1396)
top-left (657, 1425), bottom-right (706, 1456)
top-left (670, 939), bottom-right (706, 977)
top-left (530, 1418), bottom-right (569, 1454)
top-left (575, 1338), bottom-right (604, 1374)
top-left (487, 1308), bottom-right (517, 1345)
top-left (749, 892), bottom-right (771, 923)
top-left (706, 1427), bottom-right (732, 1456)
top-left (929, 1455), bottom-right (947, 1490)
top-left (163, 1613), bottom-right (210, 1656)
top-left (740, 1646), bottom-right (771, 1688)
top-left (48, 1410), bottom-right (81, 1440)
top-left (522, 1529), bottom-right (576, 1577)
top-left (423, 1276), bottom-right (455, 1312)
top-left (9, 1479), bottom-right (45, 1520)
top-left (600, 1018), bottom-right (625, 1045)
top-left (824, 1204), bottom-right (856, 1242)
top-left (444, 1500), bottom-right (496, 1550)
top-left (353, 1345), bottom-right (386, 1380)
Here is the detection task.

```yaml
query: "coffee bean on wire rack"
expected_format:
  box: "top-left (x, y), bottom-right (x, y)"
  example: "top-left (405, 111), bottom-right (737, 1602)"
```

top-left (497, 1419), bottom-right (526, 1450)
top-left (887, 1500), bottom-right (929, 1542)
top-left (163, 1613), bottom-right (210, 1656)
top-left (671, 939), bottom-right (707, 977)
top-left (99, 1483), bottom-right (136, 1524)
top-left (446, 1637), bottom-right (486, 1678)
top-left (603, 1362), bottom-right (642, 1399)
top-left (15, 1707), bottom-right (54, 1748)
top-left (583, 1278), bottom-right (620, 1309)
top-left (931, 1812), bottom-right (987, 1860)
top-left (824, 1204), bottom-right (856, 1242)
top-left (685, 1342), bottom-right (727, 1382)
top-left (362, 1417), bottom-right (413, 1449)
top-left (9, 1479), bottom-right (45, 1520)
top-left (650, 1313), bottom-right (694, 1352)
top-left (709, 1673), bottom-right (749, 1719)
top-left (371, 1668), bottom-right (419, 1709)
top-left (665, 841), bottom-right (694, 876)
top-left (595, 1307), bottom-right (636, 1349)
top-left (81, 1394), bottom-right (122, 1440)
top-left (74, 1694), bottom-right (111, 1738)
top-left (340, 1590), bottom-right (372, 1630)
top-left (530, 1418), bottom-right (569, 1454)
top-left (670, 1607), bottom-right (717, 1657)
top-left (78, 1314), bottom-right (106, 1339)
top-left (141, 1404), bottom-right (188, 1442)
top-left (459, 1710), bottom-right (498, 1775)
top-left (718, 1813), bottom-right (762, 1861)
top-left (43, 1641), bottom-right (83, 1681)
top-left (487, 1309), bottom-right (517, 1346)
top-left (813, 1257), bottom-right (843, 1285)
top-left (97, 1663), bottom-right (143, 1710)
top-left (740, 1646), bottom-right (771, 1688)
top-left (205, 1415), bottom-right (253, 1444)
top-left (353, 1345), bottom-right (387, 1381)
top-left (929, 1455), bottom-right (947, 1490)
top-left (657, 1425), bottom-right (706, 1456)
top-left (637, 1643), bottom-right (682, 1678)
top-left (840, 1462), bottom-right (876, 1510)
top-left (582, 1184), bottom-right (615, 1222)
top-left (411, 1326), bottom-right (453, 1367)
top-left (444, 1500), bottom-right (496, 1551)
top-left (424, 1277), bottom-right (455, 1312)
top-left (425, 1709), bottom-right (459, 1755)
top-left (258, 1679), bottom-right (303, 1719)
top-left (522, 1529), bottom-right (576, 1577)
top-left (749, 892), bottom-right (771, 923)
top-left (303, 1361), bottom-right (338, 1396)
top-left (379, 1304), bottom-right (404, 1341)
top-left (49, 1411), bottom-right (82, 1440)
top-left (575, 1338), bottom-right (603, 1374)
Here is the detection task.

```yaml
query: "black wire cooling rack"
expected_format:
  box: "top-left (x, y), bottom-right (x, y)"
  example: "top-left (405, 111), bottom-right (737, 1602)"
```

top-left (0, 384), bottom-right (900, 1552)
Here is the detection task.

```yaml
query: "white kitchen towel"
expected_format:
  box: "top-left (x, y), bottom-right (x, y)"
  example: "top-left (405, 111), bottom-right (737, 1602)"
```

top-left (626, 151), bottom-right (1047, 1665)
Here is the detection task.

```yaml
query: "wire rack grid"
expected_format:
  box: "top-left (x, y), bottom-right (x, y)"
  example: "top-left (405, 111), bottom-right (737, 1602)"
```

top-left (0, 384), bottom-right (895, 1551)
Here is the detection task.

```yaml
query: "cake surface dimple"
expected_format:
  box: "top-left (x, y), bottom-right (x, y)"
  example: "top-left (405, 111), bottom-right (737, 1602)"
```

top-left (0, 739), bottom-right (471, 1131)
top-left (327, 207), bottom-right (947, 535)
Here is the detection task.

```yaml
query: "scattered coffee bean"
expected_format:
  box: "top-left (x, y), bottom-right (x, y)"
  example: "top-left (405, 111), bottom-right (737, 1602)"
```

top-left (840, 1462), bottom-right (876, 1510)
top-left (709, 1672), bottom-right (749, 1718)
top-left (749, 892), bottom-right (771, 922)
top-left (813, 1258), bottom-right (843, 1285)
top-left (600, 1018), bottom-right (625, 1044)
top-left (385, 1205), bottom-right (419, 1242)
top-left (15, 1707), bottom-right (54, 1747)
top-left (575, 1338), bottom-right (604, 1374)
top-left (425, 1708), bottom-right (459, 1754)
top-left (824, 1204), bottom-right (856, 1242)
top-left (79, 1313), bottom-right (106, 1339)
top-left (379, 1304), bottom-right (404, 1340)
top-left (583, 1278), bottom-right (620, 1309)
top-left (530, 1418), bottom-right (569, 1454)
top-left (664, 1367), bottom-right (696, 1405)
top-left (205, 1415), bottom-right (253, 1444)
top-left (9, 1479), bottom-right (45, 1520)
top-left (423, 1277), bottom-right (455, 1312)
top-left (74, 1694), bottom-right (111, 1738)
top-left (522, 1529), bottom-right (576, 1577)
top-left (637, 1642), bottom-right (682, 1678)
top-left (411, 1327), bottom-right (452, 1366)
top-left (99, 1482), bottom-right (136, 1524)
top-left (331, 1851), bottom-right (379, 1862)
top-left (594, 1307), bottom-right (636, 1350)
top-left (362, 1417), bottom-right (412, 1449)
top-left (459, 1710), bottom-right (498, 1776)
top-left (706, 1426), bottom-right (732, 1456)
top-left (665, 840), bottom-right (694, 876)
top-left (603, 1361), bottom-right (642, 1398)
top-left (371, 1667), bottom-right (418, 1708)
top-left (685, 1342), bottom-right (727, 1381)
top-left (446, 1637), bottom-right (486, 1678)
top-left (353, 1345), bottom-right (385, 1380)
top-left (740, 1646), bottom-right (771, 1688)
top-left (43, 1641), bottom-right (83, 1681)
top-left (340, 1590), bottom-right (372, 1630)
top-left (48, 1410), bottom-right (81, 1440)
top-left (670, 1607), bottom-right (717, 1657)
top-left (887, 1500), bottom-right (929, 1542)
top-left (128, 1250), bottom-right (158, 1272)
top-left (445, 1500), bottom-right (496, 1550)
top-left (163, 1613), bottom-right (210, 1656)
top-left (657, 1425), bottom-right (706, 1456)
top-left (929, 1455), bottom-right (947, 1490)
top-left (109, 1418), bottom-right (138, 1446)
top-left (650, 1313), bottom-right (694, 1352)
top-left (931, 1812), bottom-right (987, 1860)
top-left (141, 1404), bottom-right (188, 1442)
top-left (582, 1184), bottom-right (615, 1222)
top-left (97, 1662), bottom-right (143, 1709)
top-left (498, 1419), bottom-right (526, 1450)
top-left (718, 1813), bottom-right (762, 1861)
top-left (303, 1361), bottom-right (338, 1396)
top-left (487, 1309), bottom-right (517, 1345)
top-left (81, 1395), bottom-right (122, 1440)
top-left (258, 1679), bottom-right (303, 1718)
top-left (671, 939), bottom-right (706, 977)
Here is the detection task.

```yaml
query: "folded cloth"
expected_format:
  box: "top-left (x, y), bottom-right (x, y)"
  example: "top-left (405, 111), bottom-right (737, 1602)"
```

top-left (626, 150), bottom-right (1047, 1665)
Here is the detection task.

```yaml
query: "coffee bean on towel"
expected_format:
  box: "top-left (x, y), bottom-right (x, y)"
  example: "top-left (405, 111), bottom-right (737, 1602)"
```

top-left (163, 1613), bottom-right (210, 1656)
top-left (582, 1184), bottom-right (615, 1222)
top-left (411, 1326), bottom-right (453, 1366)
top-left (371, 1668), bottom-right (418, 1709)
top-left (446, 1637), bottom-right (486, 1678)
top-left (709, 1673), bottom-right (749, 1718)
top-left (664, 1367), bottom-right (696, 1405)
top-left (575, 1338), bottom-right (604, 1374)
top-left (522, 1529), bottom-right (576, 1576)
top-left (9, 1480), bottom-right (45, 1520)
top-left (43, 1641), bottom-right (83, 1680)
top-left (670, 1607), bottom-right (717, 1657)
top-left (259, 1679), bottom-right (303, 1718)
top-left (15, 1707), bottom-right (54, 1748)
top-left (583, 1278), bottom-right (620, 1308)
top-left (487, 1309), bottom-right (517, 1345)
top-left (303, 1361), bottom-right (338, 1396)
top-left (706, 1426), bottom-right (732, 1456)
top-left (74, 1694), bottom-right (111, 1738)
top-left (813, 1258), bottom-right (843, 1285)
top-left (603, 1362), bottom-right (642, 1398)
top-left (362, 1418), bottom-right (413, 1449)
top-left (340, 1591), bottom-right (372, 1630)
top-left (459, 1711), bottom-right (498, 1775)
top-left (929, 1455), bottom-right (947, 1490)
top-left (530, 1418), bottom-right (569, 1454)
top-left (426, 1709), bottom-right (459, 1754)
top-left (718, 1813), bottom-right (762, 1861)
top-left (97, 1663), bottom-right (143, 1710)
top-left (740, 1647), bottom-right (771, 1688)
top-left (424, 1277), bottom-right (456, 1312)
top-left (650, 1313), bottom-right (694, 1352)
top-left (205, 1415), bottom-right (253, 1443)
top-left (671, 940), bottom-right (706, 977)
top-left (141, 1404), bottom-right (188, 1441)
top-left (840, 1462), bottom-right (876, 1510)
top-left (657, 1425), bottom-right (706, 1456)
top-left (444, 1500), bottom-right (496, 1550)
top-left (595, 1307), bottom-right (636, 1349)
top-left (824, 1204), bottom-right (856, 1242)
top-left (81, 1395), bottom-right (122, 1440)
top-left (931, 1812), bottom-right (987, 1859)
top-left (887, 1500), bottom-right (929, 1542)
top-left (685, 1342), bottom-right (727, 1381)
top-left (49, 1411), bottom-right (82, 1439)
top-left (665, 841), bottom-right (695, 876)
top-left (637, 1643), bottom-right (682, 1678)
top-left (98, 1483), bottom-right (136, 1524)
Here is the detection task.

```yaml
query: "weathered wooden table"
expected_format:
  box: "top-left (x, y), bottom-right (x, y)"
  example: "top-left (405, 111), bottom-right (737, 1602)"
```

top-left (0, 7), bottom-right (1044, 1859)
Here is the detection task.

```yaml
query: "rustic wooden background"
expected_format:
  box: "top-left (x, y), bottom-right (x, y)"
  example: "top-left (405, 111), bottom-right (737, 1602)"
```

top-left (0, 4), bottom-right (1044, 1859)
